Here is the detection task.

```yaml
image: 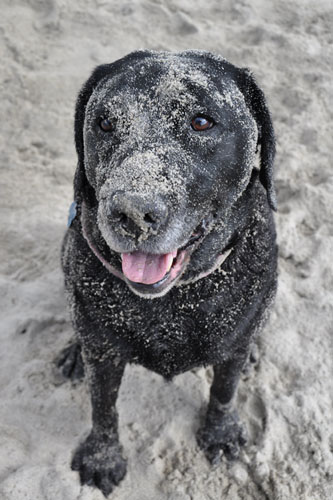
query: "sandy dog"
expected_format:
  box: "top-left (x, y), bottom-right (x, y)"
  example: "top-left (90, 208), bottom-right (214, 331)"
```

top-left (60, 50), bottom-right (277, 496)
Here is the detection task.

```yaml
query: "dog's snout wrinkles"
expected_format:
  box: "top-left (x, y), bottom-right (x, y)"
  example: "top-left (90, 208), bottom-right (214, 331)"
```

top-left (109, 191), bottom-right (168, 238)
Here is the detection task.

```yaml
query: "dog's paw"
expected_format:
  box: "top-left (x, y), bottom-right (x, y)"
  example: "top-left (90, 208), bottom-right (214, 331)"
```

top-left (71, 431), bottom-right (127, 497)
top-left (56, 342), bottom-right (84, 381)
top-left (197, 409), bottom-right (247, 465)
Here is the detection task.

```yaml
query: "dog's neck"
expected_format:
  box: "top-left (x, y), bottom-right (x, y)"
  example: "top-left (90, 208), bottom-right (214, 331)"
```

top-left (81, 209), bottom-right (124, 281)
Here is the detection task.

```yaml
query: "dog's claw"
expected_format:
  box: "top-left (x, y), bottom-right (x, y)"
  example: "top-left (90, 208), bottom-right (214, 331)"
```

top-left (71, 431), bottom-right (127, 497)
top-left (56, 342), bottom-right (84, 381)
top-left (197, 409), bottom-right (247, 464)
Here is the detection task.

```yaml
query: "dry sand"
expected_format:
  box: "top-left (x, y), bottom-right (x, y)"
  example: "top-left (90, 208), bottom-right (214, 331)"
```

top-left (0, 0), bottom-right (332, 499)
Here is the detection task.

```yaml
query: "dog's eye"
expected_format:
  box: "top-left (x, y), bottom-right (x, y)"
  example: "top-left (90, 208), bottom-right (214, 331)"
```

top-left (99, 118), bottom-right (113, 132)
top-left (191, 115), bottom-right (214, 131)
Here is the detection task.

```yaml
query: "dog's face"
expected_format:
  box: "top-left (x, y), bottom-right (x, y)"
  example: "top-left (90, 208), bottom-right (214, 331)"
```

top-left (75, 51), bottom-right (275, 297)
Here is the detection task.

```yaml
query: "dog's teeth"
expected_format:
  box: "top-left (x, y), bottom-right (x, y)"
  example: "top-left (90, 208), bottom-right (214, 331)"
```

top-left (166, 254), bottom-right (174, 272)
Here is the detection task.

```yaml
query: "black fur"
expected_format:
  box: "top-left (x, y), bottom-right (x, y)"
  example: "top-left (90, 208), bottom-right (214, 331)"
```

top-left (60, 50), bottom-right (277, 497)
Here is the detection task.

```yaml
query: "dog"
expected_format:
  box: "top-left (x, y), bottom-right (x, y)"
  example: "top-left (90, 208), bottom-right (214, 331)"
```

top-left (60, 50), bottom-right (277, 497)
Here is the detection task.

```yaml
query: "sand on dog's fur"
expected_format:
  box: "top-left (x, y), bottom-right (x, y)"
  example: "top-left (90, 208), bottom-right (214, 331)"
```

top-left (0, 1), bottom-right (332, 499)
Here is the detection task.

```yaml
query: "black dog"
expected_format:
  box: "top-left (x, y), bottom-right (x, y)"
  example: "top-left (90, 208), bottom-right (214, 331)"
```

top-left (60, 50), bottom-right (277, 497)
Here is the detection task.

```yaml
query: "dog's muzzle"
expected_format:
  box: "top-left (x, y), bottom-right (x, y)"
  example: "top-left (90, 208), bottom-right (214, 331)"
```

top-left (120, 216), bottom-right (213, 296)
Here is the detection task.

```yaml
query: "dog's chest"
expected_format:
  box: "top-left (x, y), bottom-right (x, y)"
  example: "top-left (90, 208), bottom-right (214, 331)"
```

top-left (97, 273), bottom-right (245, 376)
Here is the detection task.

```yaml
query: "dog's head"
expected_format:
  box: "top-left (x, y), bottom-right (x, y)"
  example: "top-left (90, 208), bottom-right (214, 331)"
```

top-left (73, 50), bottom-right (276, 298)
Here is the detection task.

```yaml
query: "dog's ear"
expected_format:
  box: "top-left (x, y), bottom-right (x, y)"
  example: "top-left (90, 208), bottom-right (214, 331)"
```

top-left (73, 51), bottom-right (152, 207)
top-left (73, 63), bottom-right (113, 207)
top-left (237, 69), bottom-right (277, 211)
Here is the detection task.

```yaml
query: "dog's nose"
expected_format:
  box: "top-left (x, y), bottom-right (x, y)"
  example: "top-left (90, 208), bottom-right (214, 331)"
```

top-left (108, 191), bottom-right (168, 238)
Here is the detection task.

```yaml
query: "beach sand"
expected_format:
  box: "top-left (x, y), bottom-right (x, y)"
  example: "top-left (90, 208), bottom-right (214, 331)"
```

top-left (0, 0), bottom-right (332, 498)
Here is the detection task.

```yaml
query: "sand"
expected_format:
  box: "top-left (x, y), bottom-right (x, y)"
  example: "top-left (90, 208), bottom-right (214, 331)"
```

top-left (0, 0), bottom-right (332, 499)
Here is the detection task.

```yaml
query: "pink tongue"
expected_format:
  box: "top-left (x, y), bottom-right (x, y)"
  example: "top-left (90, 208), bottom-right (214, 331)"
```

top-left (121, 251), bottom-right (177, 285)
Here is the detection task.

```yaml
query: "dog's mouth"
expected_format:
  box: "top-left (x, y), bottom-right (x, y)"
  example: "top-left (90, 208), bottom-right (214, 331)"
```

top-left (121, 218), bottom-right (210, 296)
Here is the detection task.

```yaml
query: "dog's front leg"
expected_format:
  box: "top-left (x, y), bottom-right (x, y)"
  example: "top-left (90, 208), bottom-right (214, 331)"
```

top-left (197, 356), bottom-right (248, 465)
top-left (72, 353), bottom-right (127, 497)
